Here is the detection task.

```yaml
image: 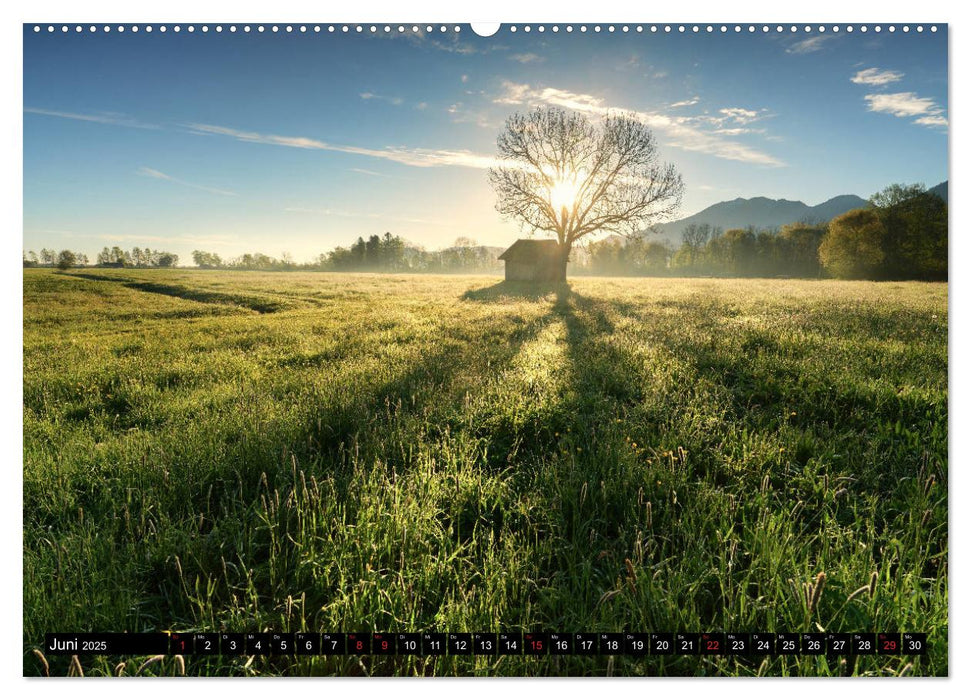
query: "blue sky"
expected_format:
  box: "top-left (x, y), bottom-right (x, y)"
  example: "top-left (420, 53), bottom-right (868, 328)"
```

top-left (23, 24), bottom-right (948, 261)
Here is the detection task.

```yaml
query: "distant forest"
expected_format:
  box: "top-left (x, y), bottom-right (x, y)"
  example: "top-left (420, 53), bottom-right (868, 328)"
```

top-left (25, 183), bottom-right (947, 281)
top-left (583, 182), bottom-right (946, 281)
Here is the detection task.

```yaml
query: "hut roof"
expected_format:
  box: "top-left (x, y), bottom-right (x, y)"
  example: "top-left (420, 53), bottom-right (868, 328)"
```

top-left (498, 239), bottom-right (560, 262)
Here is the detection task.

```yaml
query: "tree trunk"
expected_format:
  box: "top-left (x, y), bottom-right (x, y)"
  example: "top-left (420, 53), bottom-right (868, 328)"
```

top-left (555, 244), bottom-right (570, 282)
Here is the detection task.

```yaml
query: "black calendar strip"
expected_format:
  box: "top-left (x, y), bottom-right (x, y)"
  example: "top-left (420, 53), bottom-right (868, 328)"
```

top-left (43, 632), bottom-right (927, 656)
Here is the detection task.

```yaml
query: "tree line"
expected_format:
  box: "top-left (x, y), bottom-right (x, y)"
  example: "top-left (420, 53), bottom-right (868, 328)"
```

top-left (597, 221), bottom-right (829, 279)
top-left (23, 246), bottom-right (179, 269)
top-left (583, 182), bottom-right (946, 281)
top-left (190, 234), bottom-right (503, 273)
top-left (23, 249), bottom-right (90, 270)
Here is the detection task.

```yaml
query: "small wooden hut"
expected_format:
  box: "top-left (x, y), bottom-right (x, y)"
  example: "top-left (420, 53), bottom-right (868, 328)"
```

top-left (498, 239), bottom-right (564, 282)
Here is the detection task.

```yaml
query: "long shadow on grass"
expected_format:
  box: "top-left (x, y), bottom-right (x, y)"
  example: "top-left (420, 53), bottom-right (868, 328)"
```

top-left (60, 271), bottom-right (287, 313)
top-left (597, 297), bottom-right (947, 488)
top-left (462, 280), bottom-right (571, 303)
top-left (139, 296), bottom-right (563, 633)
top-left (438, 287), bottom-right (663, 635)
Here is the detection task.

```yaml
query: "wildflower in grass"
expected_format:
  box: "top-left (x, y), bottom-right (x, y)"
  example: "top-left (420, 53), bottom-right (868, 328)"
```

top-left (625, 558), bottom-right (637, 592)
top-left (809, 572), bottom-right (826, 612)
top-left (32, 649), bottom-right (49, 677)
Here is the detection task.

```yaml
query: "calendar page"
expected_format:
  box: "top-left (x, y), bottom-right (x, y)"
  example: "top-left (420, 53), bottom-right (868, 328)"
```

top-left (22, 13), bottom-right (948, 679)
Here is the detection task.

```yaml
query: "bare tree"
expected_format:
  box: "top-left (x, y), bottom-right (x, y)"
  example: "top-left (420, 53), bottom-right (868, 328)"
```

top-left (682, 223), bottom-right (713, 250)
top-left (489, 106), bottom-right (683, 280)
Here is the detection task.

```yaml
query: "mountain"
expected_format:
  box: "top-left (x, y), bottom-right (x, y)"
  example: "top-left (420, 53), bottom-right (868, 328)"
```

top-left (928, 181), bottom-right (948, 203)
top-left (651, 193), bottom-right (869, 244)
top-left (806, 194), bottom-right (870, 222)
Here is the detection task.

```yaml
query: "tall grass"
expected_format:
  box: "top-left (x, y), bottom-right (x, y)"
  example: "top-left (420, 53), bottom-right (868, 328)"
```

top-left (23, 269), bottom-right (947, 676)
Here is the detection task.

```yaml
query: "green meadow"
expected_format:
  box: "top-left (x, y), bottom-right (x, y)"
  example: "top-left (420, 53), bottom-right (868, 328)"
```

top-left (22, 268), bottom-right (947, 676)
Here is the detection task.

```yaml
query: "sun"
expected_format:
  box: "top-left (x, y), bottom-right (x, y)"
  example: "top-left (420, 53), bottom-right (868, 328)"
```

top-left (549, 174), bottom-right (582, 215)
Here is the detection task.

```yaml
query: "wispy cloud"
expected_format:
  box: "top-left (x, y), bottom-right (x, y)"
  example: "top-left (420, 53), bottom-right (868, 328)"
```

top-left (864, 92), bottom-right (947, 128)
top-left (375, 27), bottom-right (500, 56)
top-left (185, 122), bottom-right (500, 169)
top-left (360, 92), bottom-right (405, 106)
top-left (447, 102), bottom-right (495, 129)
top-left (97, 232), bottom-right (239, 246)
top-left (509, 53), bottom-right (543, 64)
top-left (669, 97), bottom-right (699, 108)
top-left (350, 168), bottom-right (392, 177)
top-left (717, 107), bottom-right (764, 125)
top-left (786, 35), bottom-right (835, 54)
top-left (25, 228), bottom-right (76, 236)
top-left (714, 127), bottom-right (767, 136)
top-left (137, 166), bottom-right (237, 196)
top-left (851, 68), bottom-right (904, 86)
top-left (24, 107), bottom-right (158, 129)
top-left (284, 206), bottom-right (450, 226)
top-left (492, 82), bottom-right (784, 167)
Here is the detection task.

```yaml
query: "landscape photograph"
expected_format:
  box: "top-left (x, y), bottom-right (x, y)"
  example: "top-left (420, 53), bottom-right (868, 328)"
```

top-left (23, 22), bottom-right (947, 677)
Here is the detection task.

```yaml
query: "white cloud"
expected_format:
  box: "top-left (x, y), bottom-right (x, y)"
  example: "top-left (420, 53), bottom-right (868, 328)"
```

top-left (508, 81), bottom-right (610, 114)
top-left (136, 167), bottom-right (236, 196)
top-left (492, 82), bottom-right (784, 167)
top-left (184, 123), bottom-right (501, 169)
top-left (24, 107), bottom-right (158, 129)
top-left (669, 97), bottom-right (699, 108)
top-left (493, 81), bottom-right (536, 105)
top-left (360, 92), bottom-right (404, 106)
top-left (851, 68), bottom-right (905, 86)
top-left (865, 92), bottom-right (936, 117)
top-left (510, 53), bottom-right (543, 64)
top-left (864, 92), bottom-right (948, 128)
top-left (786, 35), bottom-right (834, 54)
top-left (714, 127), bottom-right (767, 136)
top-left (718, 107), bottom-right (762, 124)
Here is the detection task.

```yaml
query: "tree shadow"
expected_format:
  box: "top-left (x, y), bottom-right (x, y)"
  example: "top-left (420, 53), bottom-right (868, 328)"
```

top-left (462, 280), bottom-right (572, 303)
top-left (144, 300), bottom-right (561, 631)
